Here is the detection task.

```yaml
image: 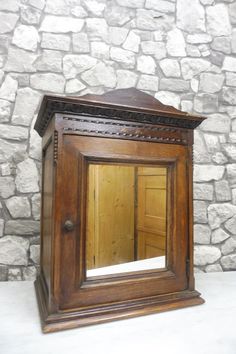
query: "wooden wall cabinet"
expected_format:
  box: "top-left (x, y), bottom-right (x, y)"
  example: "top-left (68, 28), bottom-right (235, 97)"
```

top-left (34, 88), bottom-right (205, 333)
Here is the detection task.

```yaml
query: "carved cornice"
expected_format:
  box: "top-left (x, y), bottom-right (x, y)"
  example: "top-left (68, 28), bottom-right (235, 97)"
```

top-left (35, 99), bottom-right (204, 137)
top-left (62, 115), bottom-right (188, 145)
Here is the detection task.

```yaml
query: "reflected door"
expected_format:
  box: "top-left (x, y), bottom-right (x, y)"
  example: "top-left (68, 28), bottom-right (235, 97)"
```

top-left (87, 164), bottom-right (135, 270)
top-left (137, 167), bottom-right (167, 260)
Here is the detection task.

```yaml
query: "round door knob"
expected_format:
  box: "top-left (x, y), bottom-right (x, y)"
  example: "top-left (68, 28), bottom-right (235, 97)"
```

top-left (64, 220), bottom-right (74, 232)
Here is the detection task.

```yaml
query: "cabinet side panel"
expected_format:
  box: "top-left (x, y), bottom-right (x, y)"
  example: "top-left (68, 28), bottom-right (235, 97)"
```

top-left (41, 140), bottom-right (54, 292)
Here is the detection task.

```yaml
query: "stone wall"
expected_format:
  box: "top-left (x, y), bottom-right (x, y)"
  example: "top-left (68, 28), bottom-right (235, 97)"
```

top-left (0, 0), bottom-right (236, 281)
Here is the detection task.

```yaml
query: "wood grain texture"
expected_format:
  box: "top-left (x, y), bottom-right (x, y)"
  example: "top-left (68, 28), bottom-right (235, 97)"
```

top-left (34, 88), bottom-right (204, 333)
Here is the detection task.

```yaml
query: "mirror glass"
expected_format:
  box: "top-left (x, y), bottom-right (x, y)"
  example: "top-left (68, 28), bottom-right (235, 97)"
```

top-left (86, 163), bottom-right (168, 278)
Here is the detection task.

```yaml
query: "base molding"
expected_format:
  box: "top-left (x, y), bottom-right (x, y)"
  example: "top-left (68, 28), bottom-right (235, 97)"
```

top-left (35, 276), bottom-right (204, 333)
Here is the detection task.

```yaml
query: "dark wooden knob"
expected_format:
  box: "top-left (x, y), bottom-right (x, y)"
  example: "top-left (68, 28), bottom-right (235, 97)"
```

top-left (64, 220), bottom-right (74, 232)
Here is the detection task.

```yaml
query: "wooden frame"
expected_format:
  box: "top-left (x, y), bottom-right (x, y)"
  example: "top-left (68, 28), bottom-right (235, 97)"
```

top-left (34, 88), bottom-right (205, 333)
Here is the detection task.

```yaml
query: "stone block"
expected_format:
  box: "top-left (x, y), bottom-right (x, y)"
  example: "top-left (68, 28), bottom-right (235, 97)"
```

top-left (187, 34), bottom-right (212, 44)
top-left (63, 55), bottom-right (97, 79)
top-left (5, 220), bottom-right (40, 235)
top-left (5, 196), bottom-right (31, 218)
top-left (222, 56), bottom-right (236, 72)
top-left (211, 151), bottom-right (228, 165)
top-left (194, 224), bottom-right (211, 244)
top-left (0, 138), bottom-right (27, 163)
top-left (0, 75), bottom-right (18, 102)
top-left (45, 0), bottom-right (70, 15)
top-left (221, 254), bottom-right (236, 270)
top-left (0, 177), bottom-right (15, 198)
top-left (0, 99), bottom-right (11, 123)
top-left (193, 131), bottom-right (211, 163)
top-left (194, 200), bottom-right (208, 223)
top-left (181, 100), bottom-right (193, 113)
top-left (41, 33), bottom-right (70, 51)
top-left (137, 55), bottom-right (156, 74)
top-left (226, 73), bottom-right (236, 87)
top-left (221, 237), bottom-right (236, 255)
top-left (137, 75), bottom-right (159, 92)
top-left (116, 70), bottom-right (138, 89)
top-left (199, 73), bottom-right (224, 93)
top-left (30, 244), bottom-right (40, 264)
top-left (203, 134), bottom-right (220, 153)
top-left (176, 0), bottom-right (205, 33)
top-left (200, 114), bottom-right (230, 134)
top-left (159, 59), bottom-right (180, 78)
top-left (206, 4), bottom-right (231, 36)
top-left (72, 33), bottom-right (90, 53)
top-left (30, 73), bottom-right (65, 93)
top-left (117, 0), bottom-right (144, 8)
top-left (194, 165), bottom-right (225, 183)
top-left (166, 28), bottom-right (186, 57)
top-left (208, 203), bottom-right (236, 229)
top-left (91, 42), bottom-right (109, 60)
top-left (0, 236), bottom-right (29, 266)
top-left (81, 63), bottom-right (116, 88)
top-left (211, 36), bottom-right (231, 54)
top-left (65, 79), bottom-right (85, 94)
top-left (193, 183), bottom-right (214, 201)
top-left (86, 18), bottom-right (108, 41)
top-left (71, 6), bottom-right (88, 18)
top-left (215, 180), bottom-right (231, 202)
top-left (110, 48), bottom-right (135, 69)
top-left (146, 0), bottom-right (175, 12)
top-left (123, 31), bottom-right (140, 53)
top-left (136, 9), bottom-right (163, 31)
top-left (160, 79), bottom-right (189, 92)
top-left (15, 158), bottom-right (39, 193)
top-left (194, 245), bottom-right (221, 266)
top-left (4, 47), bottom-right (37, 73)
top-left (205, 264), bottom-right (222, 272)
top-left (0, 12), bottom-right (19, 34)
top-left (8, 268), bottom-right (22, 281)
top-left (35, 50), bottom-right (62, 72)
top-left (40, 15), bottom-right (84, 33)
top-left (194, 93), bottom-right (218, 113)
top-left (12, 25), bottom-right (39, 52)
top-left (104, 4), bottom-right (132, 26)
top-left (108, 27), bottom-right (128, 46)
top-left (212, 228), bottom-right (231, 244)
top-left (141, 41), bottom-right (166, 60)
top-left (222, 87), bottom-right (236, 105)
top-left (0, 0), bottom-right (19, 12)
top-left (32, 194), bottom-right (41, 221)
top-left (225, 215), bottom-right (236, 234)
top-left (181, 58), bottom-right (211, 80)
top-left (12, 88), bottom-right (41, 127)
top-left (20, 5), bottom-right (41, 25)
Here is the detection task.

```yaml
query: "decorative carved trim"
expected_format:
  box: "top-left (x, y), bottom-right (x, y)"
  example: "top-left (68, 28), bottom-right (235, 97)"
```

top-left (62, 116), bottom-right (188, 145)
top-left (35, 100), bottom-right (202, 137)
top-left (53, 130), bottom-right (58, 163)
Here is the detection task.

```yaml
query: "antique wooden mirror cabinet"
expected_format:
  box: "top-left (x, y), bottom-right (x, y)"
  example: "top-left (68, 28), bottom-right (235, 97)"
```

top-left (34, 88), bottom-right (205, 333)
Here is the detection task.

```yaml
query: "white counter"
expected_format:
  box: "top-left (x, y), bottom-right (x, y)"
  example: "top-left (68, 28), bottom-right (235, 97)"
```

top-left (0, 272), bottom-right (235, 354)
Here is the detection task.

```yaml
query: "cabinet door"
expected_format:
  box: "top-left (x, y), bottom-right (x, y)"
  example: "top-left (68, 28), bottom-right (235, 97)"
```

top-left (59, 135), bottom-right (189, 310)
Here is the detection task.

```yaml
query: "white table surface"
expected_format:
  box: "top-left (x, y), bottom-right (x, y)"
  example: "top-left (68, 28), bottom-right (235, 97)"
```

top-left (0, 272), bottom-right (235, 354)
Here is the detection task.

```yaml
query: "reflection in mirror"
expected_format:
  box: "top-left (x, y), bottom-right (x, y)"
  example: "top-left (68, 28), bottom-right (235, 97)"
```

top-left (86, 164), bottom-right (167, 278)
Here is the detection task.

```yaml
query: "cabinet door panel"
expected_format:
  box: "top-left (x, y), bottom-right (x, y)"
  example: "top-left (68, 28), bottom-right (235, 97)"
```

top-left (59, 135), bottom-right (189, 310)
